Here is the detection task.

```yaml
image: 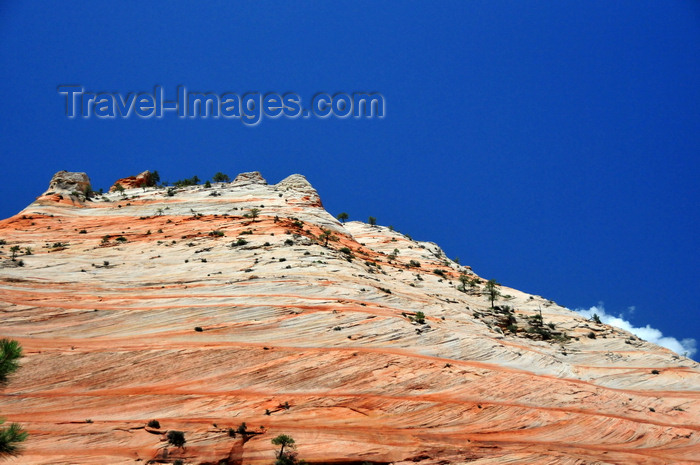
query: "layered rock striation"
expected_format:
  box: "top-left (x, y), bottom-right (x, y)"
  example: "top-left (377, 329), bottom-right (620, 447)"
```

top-left (0, 171), bottom-right (698, 465)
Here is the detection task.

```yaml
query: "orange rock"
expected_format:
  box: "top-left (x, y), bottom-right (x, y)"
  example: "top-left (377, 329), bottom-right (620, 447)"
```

top-left (0, 170), bottom-right (697, 465)
top-left (110, 170), bottom-right (155, 191)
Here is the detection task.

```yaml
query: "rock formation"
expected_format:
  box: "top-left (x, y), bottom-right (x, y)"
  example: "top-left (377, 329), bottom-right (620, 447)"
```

top-left (43, 170), bottom-right (91, 195)
top-left (0, 171), bottom-right (697, 465)
top-left (110, 170), bottom-right (156, 191)
top-left (231, 171), bottom-right (268, 187)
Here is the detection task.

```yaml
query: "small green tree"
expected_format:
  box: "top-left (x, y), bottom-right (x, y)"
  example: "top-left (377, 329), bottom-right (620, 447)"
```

top-left (9, 246), bottom-right (20, 261)
top-left (0, 418), bottom-right (27, 456)
top-left (0, 339), bottom-right (22, 384)
top-left (318, 229), bottom-right (337, 246)
top-left (0, 339), bottom-right (26, 457)
top-left (114, 183), bottom-right (125, 195)
top-left (212, 172), bottom-right (230, 183)
top-left (245, 208), bottom-right (260, 222)
top-left (272, 434), bottom-right (300, 464)
top-left (84, 184), bottom-right (94, 199)
top-left (458, 273), bottom-right (470, 292)
top-left (368, 216), bottom-right (377, 226)
top-left (204, 180), bottom-right (212, 188)
top-left (484, 279), bottom-right (501, 308)
top-left (336, 212), bottom-right (349, 223)
top-left (149, 170), bottom-right (160, 186)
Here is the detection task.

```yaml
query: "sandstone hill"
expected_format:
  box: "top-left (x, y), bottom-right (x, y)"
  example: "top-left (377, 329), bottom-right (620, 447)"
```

top-left (0, 171), bottom-right (698, 465)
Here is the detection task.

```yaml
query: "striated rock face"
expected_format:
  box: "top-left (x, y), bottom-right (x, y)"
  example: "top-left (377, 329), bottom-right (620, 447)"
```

top-left (43, 170), bottom-right (91, 195)
top-left (232, 171), bottom-right (268, 187)
top-left (110, 170), bottom-right (155, 191)
top-left (275, 174), bottom-right (323, 207)
top-left (0, 171), bottom-right (698, 465)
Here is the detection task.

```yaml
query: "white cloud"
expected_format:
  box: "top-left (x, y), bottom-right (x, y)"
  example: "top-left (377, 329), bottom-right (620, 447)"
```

top-left (573, 303), bottom-right (697, 358)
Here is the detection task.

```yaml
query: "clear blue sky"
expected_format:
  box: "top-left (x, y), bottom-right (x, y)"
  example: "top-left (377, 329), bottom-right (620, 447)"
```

top-left (1, 2), bottom-right (698, 356)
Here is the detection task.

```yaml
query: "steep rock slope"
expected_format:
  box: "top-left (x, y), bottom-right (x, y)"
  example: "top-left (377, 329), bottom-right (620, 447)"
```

top-left (0, 171), bottom-right (698, 465)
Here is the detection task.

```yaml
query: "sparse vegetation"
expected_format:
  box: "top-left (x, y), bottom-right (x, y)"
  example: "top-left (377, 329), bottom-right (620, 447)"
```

top-left (244, 208), bottom-right (260, 221)
top-left (147, 419), bottom-right (160, 429)
top-left (484, 279), bottom-right (501, 308)
top-left (458, 273), bottom-right (472, 291)
top-left (318, 228), bottom-right (338, 246)
top-left (336, 212), bottom-right (349, 223)
top-left (368, 216), bottom-right (377, 226)
top-left (0, 419), bottom-right (27, 456)
top-left (0, 339), bottom-right (22, 383)
top-left (213, 172), bottom-right (230, 183)
top-left (272, 434), bottom-right (304, 465)
top-left (173, 175), bottom-right (200, 187)
top-left (0, 339), bottom-right (27, 456)
top-left (149, 170), bottom-right (160, 186)
top-left (166, 430), bottom-right (186, 448)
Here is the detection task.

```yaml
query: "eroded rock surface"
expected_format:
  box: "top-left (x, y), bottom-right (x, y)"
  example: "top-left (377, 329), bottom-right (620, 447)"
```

top-left (110, 170), bottom-right (155, 191)
top-left (232, 171), bottom-right (268, 187)
top-left (0, 171), bottom-right (697, 465)
top-left (43, 170), bottom-right (91, 195)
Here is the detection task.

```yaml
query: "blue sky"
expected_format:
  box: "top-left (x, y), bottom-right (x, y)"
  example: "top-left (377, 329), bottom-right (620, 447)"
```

top-left (0, 2), bottom-right (698, 357)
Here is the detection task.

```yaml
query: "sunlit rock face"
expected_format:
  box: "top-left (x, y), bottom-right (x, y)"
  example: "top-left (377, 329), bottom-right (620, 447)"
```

top-left (110, 170), bottom-right (156, 191)
top-left (44, 170), bottom-right (91, 195)
top-left (0, 171), bottom-right (698, 465)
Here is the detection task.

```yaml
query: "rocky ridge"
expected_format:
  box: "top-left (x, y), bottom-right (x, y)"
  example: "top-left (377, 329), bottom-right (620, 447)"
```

top-left (0, 171), bottom-right (698, 465)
